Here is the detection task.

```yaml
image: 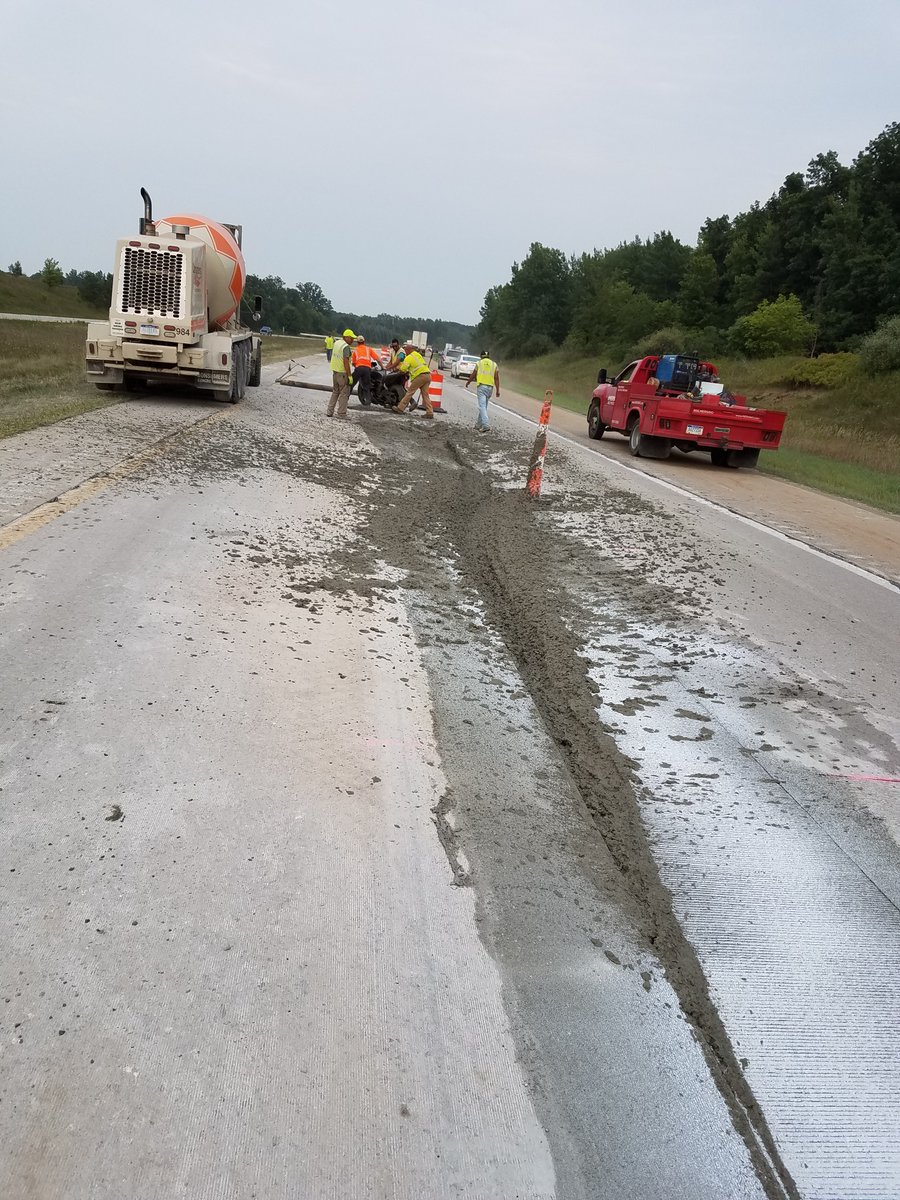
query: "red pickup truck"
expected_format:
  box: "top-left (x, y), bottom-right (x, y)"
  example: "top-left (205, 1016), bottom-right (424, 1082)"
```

top-left (586, 354), bottom-right (786, 468)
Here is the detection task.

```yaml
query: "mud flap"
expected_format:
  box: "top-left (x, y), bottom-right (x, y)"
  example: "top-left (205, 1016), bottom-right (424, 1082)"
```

top-left (727, 448), bottom-right (760, 469)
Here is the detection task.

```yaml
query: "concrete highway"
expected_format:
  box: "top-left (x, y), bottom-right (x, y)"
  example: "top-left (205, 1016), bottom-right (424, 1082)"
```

top-left (1, 356), bottom-right (898, 1199)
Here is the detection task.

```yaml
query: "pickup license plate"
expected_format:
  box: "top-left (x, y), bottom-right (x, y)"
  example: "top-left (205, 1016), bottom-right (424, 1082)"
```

top-left (140, 324), bottom-right (159, 336)
top-left (686, 424), bottom-right (703, 436)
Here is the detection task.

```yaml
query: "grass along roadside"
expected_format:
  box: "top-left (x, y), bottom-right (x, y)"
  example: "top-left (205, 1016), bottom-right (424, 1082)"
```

top-left (0, 320), bottom-right (115, 438)
top-left (260, 334), bottom-right (323, 365)
top-left (0, 272), bottom-right (106, 320)
top-left (503, 349), bottom-right (900, 514)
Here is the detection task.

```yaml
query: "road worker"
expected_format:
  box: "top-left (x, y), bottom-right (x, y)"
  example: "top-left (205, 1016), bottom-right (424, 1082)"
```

top-left (351, 336), bottom-right (381, 406)
top-left (391, 342), bottom-right (434, 417)
top-left (324, 332), bottom-right (335, 364)
top-left (387, 338), bottom-right (404, 370)
top-left (326, 328), bottom-right (355, 418)
top-left (465, 350), bottom-right (501, 432)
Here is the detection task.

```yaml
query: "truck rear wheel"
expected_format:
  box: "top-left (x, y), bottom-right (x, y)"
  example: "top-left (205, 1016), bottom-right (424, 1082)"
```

top-left (221, 341), bottom-right (251, 404)
top-left (727, 448), bottom-right (760, 469)
top-left (248, 343), bottom-right (262, 387)
top-left (628, 420), bottom-right (671, 459)
top-left (710, 448), bottom-right (730, 467)
top-left (587, 402), bottom-right (605, 440)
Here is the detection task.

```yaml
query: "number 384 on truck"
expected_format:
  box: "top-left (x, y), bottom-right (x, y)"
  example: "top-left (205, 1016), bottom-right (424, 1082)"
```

top-left (586, 354), bottom-right (786, 468)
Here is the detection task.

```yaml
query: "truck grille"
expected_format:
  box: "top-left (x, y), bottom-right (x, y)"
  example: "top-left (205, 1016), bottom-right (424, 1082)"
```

top-left (119, 247), bottom-right (183, 317)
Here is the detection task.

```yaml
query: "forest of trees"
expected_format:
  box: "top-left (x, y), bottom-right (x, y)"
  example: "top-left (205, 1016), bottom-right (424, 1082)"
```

top-left (477, 122), bottom-right (900, 364)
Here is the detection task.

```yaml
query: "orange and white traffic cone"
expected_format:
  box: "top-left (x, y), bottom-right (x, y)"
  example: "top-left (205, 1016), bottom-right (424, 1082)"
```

top-left (429, 372), bottom-right (445, 413)
top-left (525, 390), bottom-right (554, 498)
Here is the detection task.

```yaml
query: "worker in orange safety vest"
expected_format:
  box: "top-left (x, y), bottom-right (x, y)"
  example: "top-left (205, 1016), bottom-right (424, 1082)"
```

top-left (351, 337), bottom-right (381, 406)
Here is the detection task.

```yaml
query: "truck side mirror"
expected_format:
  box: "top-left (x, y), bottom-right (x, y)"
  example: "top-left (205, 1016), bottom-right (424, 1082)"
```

top-left (251, 295), bottom-right (262, 323)
top-left (597, 368), bottom-right (608, 384)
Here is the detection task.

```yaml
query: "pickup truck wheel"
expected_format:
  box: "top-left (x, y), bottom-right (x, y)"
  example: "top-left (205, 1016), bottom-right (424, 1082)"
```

top-left (728, 448), bottom-right (760, 469)
top-left (628, 420), bottom-right (642, 456)
top-left (587, 402), bottom-right (605, 440)
top-left (710, 448), bottom-right (729, 467)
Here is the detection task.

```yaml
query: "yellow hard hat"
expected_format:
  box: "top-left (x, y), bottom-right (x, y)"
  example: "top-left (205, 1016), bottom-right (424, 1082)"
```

top-left (343, 328), bottom-right (356, 340)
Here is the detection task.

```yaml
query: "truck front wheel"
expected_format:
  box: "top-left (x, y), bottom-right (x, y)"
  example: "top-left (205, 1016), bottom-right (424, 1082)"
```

top-left (587, 402), bottom-right (605, 440)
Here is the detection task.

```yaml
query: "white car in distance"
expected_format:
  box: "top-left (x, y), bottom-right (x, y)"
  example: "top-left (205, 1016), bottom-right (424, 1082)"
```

top-left (452, 354), bottom-right (479, 379)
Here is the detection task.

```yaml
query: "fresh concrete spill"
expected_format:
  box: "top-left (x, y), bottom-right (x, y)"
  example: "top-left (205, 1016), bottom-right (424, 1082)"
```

top-left (398, 573), bottom-right (768, 1200)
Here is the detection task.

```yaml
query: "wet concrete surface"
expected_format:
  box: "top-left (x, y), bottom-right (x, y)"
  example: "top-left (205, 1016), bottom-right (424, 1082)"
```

top-left (1, 358), bottom-right (898, 1197)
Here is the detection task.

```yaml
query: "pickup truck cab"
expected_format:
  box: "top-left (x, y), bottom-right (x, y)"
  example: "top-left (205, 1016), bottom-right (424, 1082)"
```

top-left (587, 354), bottom-right (786, 468)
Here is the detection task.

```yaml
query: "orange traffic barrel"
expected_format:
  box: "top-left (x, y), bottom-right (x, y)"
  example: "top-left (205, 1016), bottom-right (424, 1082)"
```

top-left (429, 372), bottom-right (445, 412)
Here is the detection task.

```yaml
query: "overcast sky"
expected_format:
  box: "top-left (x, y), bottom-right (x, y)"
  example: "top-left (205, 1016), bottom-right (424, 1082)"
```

top-left (2, 0), bottom-right (898, 325)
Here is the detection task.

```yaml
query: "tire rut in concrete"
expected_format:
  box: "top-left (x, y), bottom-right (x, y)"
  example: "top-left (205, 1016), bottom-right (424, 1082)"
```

top-left (364, 425), bottom-right (800, 1200)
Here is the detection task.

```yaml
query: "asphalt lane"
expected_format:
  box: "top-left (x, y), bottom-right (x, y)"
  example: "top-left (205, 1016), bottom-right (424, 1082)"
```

top-left (1, 358), bottom-right (899, 1197)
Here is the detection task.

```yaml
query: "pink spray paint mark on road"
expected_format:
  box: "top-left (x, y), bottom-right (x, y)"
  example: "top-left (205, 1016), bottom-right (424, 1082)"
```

top-left (827, 773), bottom-right (900, 784)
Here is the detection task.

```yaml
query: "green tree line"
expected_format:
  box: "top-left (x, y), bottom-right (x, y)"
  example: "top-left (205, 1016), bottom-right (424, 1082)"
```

top-left (244, 274), bottom-right (474, 347)
top-left (478, 122), bottom-right (900, 363)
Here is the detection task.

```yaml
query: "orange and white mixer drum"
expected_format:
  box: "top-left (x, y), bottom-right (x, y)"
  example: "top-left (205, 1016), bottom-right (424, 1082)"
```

top-left (156, 214), bottom-right (245, 328)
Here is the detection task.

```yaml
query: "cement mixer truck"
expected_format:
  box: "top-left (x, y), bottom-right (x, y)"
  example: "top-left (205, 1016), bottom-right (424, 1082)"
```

top-left (85, 188), bottom-right (262, 402)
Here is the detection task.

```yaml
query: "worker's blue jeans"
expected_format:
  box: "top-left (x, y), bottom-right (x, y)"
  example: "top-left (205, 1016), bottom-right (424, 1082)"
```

top-left (476, 384), bottom-right (492, 429)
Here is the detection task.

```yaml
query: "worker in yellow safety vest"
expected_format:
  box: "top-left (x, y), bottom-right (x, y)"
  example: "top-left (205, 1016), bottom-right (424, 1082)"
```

top-left (391, 343), bottom-right (434, 417)
top-left (327, 328), bottom-right (356, 418)
top-left (324, 333), bottom-right (335, 363)
top-left (465, 350), bottom-right (501, 432)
